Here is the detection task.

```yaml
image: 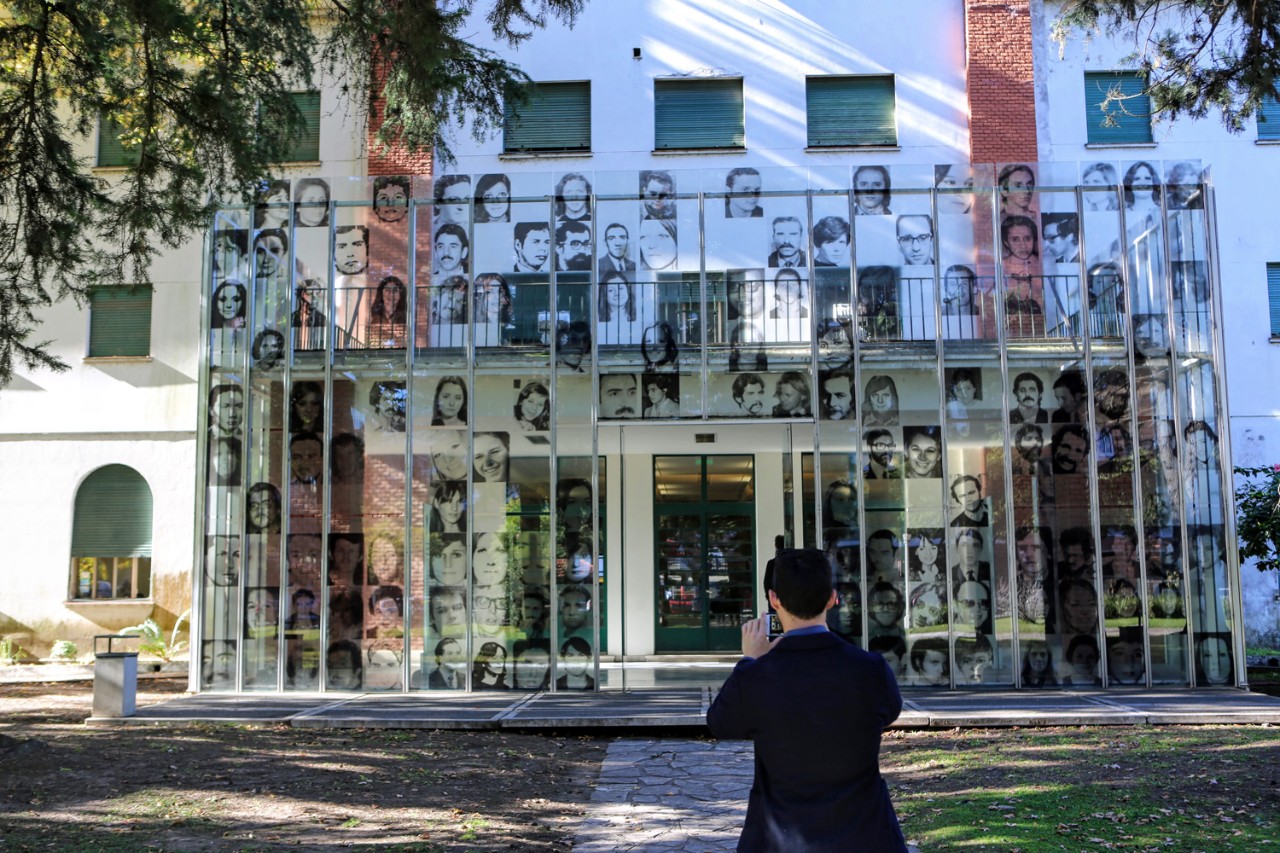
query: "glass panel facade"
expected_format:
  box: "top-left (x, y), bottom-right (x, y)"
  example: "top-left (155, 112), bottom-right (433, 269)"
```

top-left (197, 162), bottom-right (1239, 692)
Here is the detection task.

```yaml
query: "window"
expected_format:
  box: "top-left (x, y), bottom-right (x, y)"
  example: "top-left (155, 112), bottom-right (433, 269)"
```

top-left (88, 287), bottom-right (152, 357)
top-left (806, 75), bottom-right (897, 147)
top-left (1259, 95), bottom-right (1280, 141)
top-left (96, 116), bottom-right (138, 168)
top-left (1084, 71), bottom-right (1152, 144)
top-left (261, 91), bottom-right (321, 163)
top-left (654, 78), bottom-right (744, 150)
top-left (1268, 263), bottom-right (1280, 336)
top-left (503, 81), bottom-right (591, 153)
top-left (70, 465), bottom-right (153, 600)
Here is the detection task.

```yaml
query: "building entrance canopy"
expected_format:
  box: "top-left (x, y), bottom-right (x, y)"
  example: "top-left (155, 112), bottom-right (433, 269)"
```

top-left (198, 160), bottom-right (1242, 693)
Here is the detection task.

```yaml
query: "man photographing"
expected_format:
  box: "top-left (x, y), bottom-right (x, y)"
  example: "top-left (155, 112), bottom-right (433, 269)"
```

top-left (707, 548), bottom-right (907, 852)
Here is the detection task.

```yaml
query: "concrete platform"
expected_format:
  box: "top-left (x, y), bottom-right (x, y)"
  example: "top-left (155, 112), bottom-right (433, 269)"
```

top-left (86, 686), bottom-right (1280, 729)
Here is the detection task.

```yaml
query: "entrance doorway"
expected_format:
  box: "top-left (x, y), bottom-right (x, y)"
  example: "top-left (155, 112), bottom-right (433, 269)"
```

top-left (653, 455), bottom-right (756, 652)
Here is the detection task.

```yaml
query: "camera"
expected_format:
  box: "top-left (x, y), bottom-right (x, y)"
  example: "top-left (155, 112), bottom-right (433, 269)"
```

top-left (766, 612), bottom-right (783, 639)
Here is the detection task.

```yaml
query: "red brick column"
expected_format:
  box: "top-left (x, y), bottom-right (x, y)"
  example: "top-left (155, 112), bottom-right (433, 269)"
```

top-left (366, 59), bottom-right (433, 177)
top-left (965, 0), bottom-right (1038, 164)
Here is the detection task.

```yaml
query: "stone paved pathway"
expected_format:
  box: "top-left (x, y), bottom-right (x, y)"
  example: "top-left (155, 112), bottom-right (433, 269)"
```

top-left (571, 738), bottom-right (922, 852)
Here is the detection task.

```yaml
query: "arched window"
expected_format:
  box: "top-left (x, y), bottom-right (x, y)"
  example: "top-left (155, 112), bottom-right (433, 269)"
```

top-left (70, 465), bottom-right (153, 600)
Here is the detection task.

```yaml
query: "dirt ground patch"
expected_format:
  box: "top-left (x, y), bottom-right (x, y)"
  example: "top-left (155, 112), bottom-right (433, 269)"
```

top-left (0, 679), bottom-right (606, 852)
top-left (3, 680), bottom-right (1279, 852)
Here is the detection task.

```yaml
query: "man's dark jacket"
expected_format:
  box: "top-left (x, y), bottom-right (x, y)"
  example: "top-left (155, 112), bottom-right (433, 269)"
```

top-left (707, 630), bottom-right (907, 852)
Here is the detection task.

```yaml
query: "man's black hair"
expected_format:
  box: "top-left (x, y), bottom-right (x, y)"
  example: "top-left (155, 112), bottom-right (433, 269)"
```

top-left (772, 548), bottom-right (832, 620)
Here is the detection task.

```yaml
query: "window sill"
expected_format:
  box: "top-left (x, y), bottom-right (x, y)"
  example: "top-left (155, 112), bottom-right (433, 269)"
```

top-left (1270, 335), bottom-right (1280, 342)
top-left (805, 145), bottom-right (901, 153)
top-left (1255, 139), bottom-right (1280, 146)
top-left (651, 147), bottom-right (747, 157)
top-left (65, 598), bottom-right (153, 607)
top-left (1084, 142), bottom-right (1157, 149)
top-left (84, 355), bottom-right (153, 364)
top-left (91, 165), bottom-right (133, 175)
top-left (500, 150), bottom-right (592, 161)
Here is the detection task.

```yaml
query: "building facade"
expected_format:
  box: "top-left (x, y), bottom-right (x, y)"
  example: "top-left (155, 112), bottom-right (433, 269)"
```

top-left (4, 1), bottom-right (1272, 690)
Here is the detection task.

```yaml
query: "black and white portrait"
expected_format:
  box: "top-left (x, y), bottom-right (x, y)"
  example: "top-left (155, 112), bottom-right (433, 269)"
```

top-left (812, 216), bottom-right (851, 267)
top-left (555, 172), bottom-right (592, 224)
top-left (293, 177), bottom-right (330, 228)
top-left (643, 372), bottom-right (680, 419)
top-left (474, 173), bottom-right (511, 224)
top-left (432, 224), bottom-right (470, 280)
top-left (724, 167), bottom-right (763, 218)
top-left (598, 222), bottom-right (636, 275)
top-left (434, 174), bottom-right (472, 226)
top-left (472, 431), bottom-right (510, 483)
top-left (600, 373), bottom-right (641, 419)
top-left (372, 175), bottom-right (411, 224)
top-left (767, 216), bottom-right (806, 268)
top-left (640, 169), bottom-right (675, 220)
top-left (367, 380), bottom-right (407, 432)
top-left (513, 221), bottom-right (552, 273)
top-left (555, 220), bottom-right (592, 271)
top-left (853, 165), bottom-right (892, 216)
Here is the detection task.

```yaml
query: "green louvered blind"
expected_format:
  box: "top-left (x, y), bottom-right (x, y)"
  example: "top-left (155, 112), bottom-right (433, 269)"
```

top-left (71, 465), bottom-right (153, 558)
top-left (1268, 263), bottom-right (1280, 336)
top-left (96, 116), bottom-right (139, 167)
top-left (88, 286), bottom-right (152, 357)
top-left (806, 75), bottom-right (897, 147)
top-left (1258, 95), bottom-right (1280, 141)
top-left (1084, 71), bottom-right (1152, 144)
top-left (654, 78), bottom-right (744, 150)
top-left (504, 82), bottom-right (591, 153)
top-left (284, 91), bottom-right (321, 162)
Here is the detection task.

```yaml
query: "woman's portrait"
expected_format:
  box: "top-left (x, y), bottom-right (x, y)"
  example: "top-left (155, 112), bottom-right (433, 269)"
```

top-left (512, 640), bottom-right (552, 690)
top-left (245, 587), bottom-right (280, 636)
top-left (773, 371), bottom-right (811, 417)
top-left (724, 167), bottom-right (763, 218)
top-left (433, 275), bottom-right (469, 325)
top-left (474, 173), bottom-right (512, 224)
top-left (514, 381), bottom-right (550, 431)
top-left (330, 432), bottom-right (365, 485)
top-left (371, 275), bottom-right (408, 325)
top-left (328, 533), bottom-right (365, 586)
top-left (909, 637), bottom-right (950, 687)
top-left (366, 535), bottom-right (403, 585)
top-left (212, 281), bottom-right (247, 330)
top-left (288, 381), bottom-right (323, 433)
top-left (853, 165), bottom-right (892, 216)
top-left (555, 172), bottom-right (592, 223)
top-left (728, 321), bottom-right (766, 373)
top-left (812, 216), bottom-right (851, 267)
top-left (252, 228), bottom-right (289, 279)
top-left (212, 228), bottom-right (248, 280)
top-left (431, 429), bottom-right (469, 481)
top-left (473, 273), bottom-right (513, 324)
top-left (1122, 161), bottom-right (1161, 214)
top-left (598, 270), bottom-right (636, 324)
top-left (430, 534), bottom-right (467, 587)
top-left (367, 585), bottom-right (404, 638)
top-left (246, 482), bottom-right (282, 534)
top-left (254, 179), bottom-right (291, 229)
top-left (431, 375), bottom-right (468, 426)
top-left (293, 177), bottom-right (330, 228)
top-left (251, 328), bottom-right (285, 369)
top-left (1020, 639), bottom-right (1058, 687)
top-left (472, 431), bottom-right (510, 483)
top-left (428, 481), bottom-right (466, 534)
top-left (998, 163), bottom-right (1036, 219)
top-left (473, 641), bottom-right (509, 689)
top-left (1195, 633), bottom-right (1234, 685)
top-left (770, 268), bottom-right (808, 320)
top-left (556, 636), bottom-right (595, 690)
top-left (1001, 215), bottom-right (1040, 275)
top-left (861, 374), bottom-right (900, 427)
top-left (1081, 162), bottom-right (1120, 211)
top-left (823, 479), bottom-right (858, 528)
top-left (639, 217), bottom-right (678, 271)
top-left (372, 175), bottom-right (411, 224)
top-left (935, 164), bottom-right (974, 215)
top-left (641, 321), bottom-right (679, 371)
top-left (643, 373), bottom-right (680, 419)
top-left (326, 640), bottom-right (363, 690)
top-left (557, 478), bottom-right (592, 533)
top-left (1058, 577), bottom-right (1099, 636)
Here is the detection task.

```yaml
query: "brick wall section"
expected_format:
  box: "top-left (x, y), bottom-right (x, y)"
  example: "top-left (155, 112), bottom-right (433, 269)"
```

top-left (365, 56), bottom-right (433, 177)
top-left (965, 0), bottom-right (1038, 164)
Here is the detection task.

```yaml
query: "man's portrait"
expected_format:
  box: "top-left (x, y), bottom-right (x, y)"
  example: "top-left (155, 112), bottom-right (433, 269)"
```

top-left (556, 220), bottom-right (592, 272)
top-left (949, 475), bottom-right (989, 527)
top-left (1041, 213), bottom-right (1080, 263)
top-left (819, 366), bottom-right (855, 420)
top-left (863, 428), bottom-right (901, 479)
top-left (513, 221), bottom-right (552, 273)
top-left (600, 373), bottom-right (640, 419)
top-left (368, 381), bottom-right (407, 432)
top-left (205, 534), bottom-right (241, 587)
top-left (432, 224), bottom-right (470, 278)
top-left (731, 373), bottom-right (767, 417)
top-left (724, 167), bottom-right (763, 218)
top-left (433, 174), bottom-right (472, 225)
top-left (334, 225), bottom-right (369, 276)
top-left (728, 270), bottom-right (766, 320)
top-left (209, 384), bottom-right (244, 437)
top-left (1051, 370), bottom-right (1086, 424)
top-left (768, 216), bottom-right (806, 268)
top-left (1009, 371), bottom-right (1048, 424)
top-left (640, 170), bottom-right (675, 220)
top-left (289, 432), bottom-right (324, 485)
top-left (895, 215), bottom-right (934, 266)
top-left (372, 175), bottom-right (411, 224)
top-left (1051, 423), bottom-right (1091, 475)
top-left (598, 222), bottom-right (635, 275)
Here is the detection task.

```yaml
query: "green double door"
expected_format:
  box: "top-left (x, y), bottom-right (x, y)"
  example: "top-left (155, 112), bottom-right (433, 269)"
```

top-left (654, 455), bottom-right (756, 652)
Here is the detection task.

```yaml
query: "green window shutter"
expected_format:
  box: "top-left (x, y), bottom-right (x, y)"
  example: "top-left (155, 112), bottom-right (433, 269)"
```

top-left (88, 287), bottom-right (152, 357)
top-left (71, 465), bottom-right (153, 558)
top-left (285, 91), bottom-right (321, 162)
top-left (1268, 263), bottom-right (1280, 336)
top-left (806, 75), bottom-right (897, 147)
top-left (654, 78), bottom-right (744, 150)
top-left (1084, 71), bottom-right (1152, 144)
top-left (1258, 95), bottom-right (1280, 141)
top-left (97, 116), bottom-right (138, 167)
top-left (504, 82), bottom-right (591, 153)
